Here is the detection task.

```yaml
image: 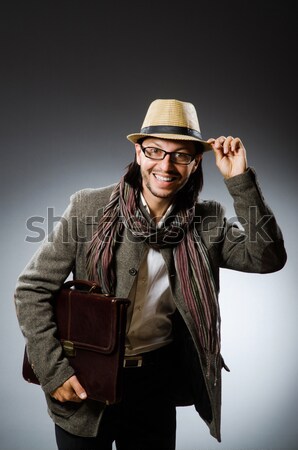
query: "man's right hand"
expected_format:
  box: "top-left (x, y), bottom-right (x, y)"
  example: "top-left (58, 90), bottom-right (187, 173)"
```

top-left (50, 375), bottom-right (87, 403)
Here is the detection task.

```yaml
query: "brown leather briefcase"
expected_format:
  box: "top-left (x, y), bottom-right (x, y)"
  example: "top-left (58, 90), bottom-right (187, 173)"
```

top-left (22, 279), bottom-right (130, 405)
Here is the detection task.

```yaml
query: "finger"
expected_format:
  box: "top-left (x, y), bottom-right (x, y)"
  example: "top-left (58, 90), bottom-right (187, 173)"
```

top-left (50, 388), bottom-right (73, 403)
top-left (50, 376), bottom-right (87, 403)
top-left (223, 136), bottom-right (234, 154)
top-left (50, 387), bottom-right (77, 403)
top-left (211, 143), bottom-right (225, 166)
top-left (69, 375), bottom-right (87, 400)
top-left (206, 138), bottom-right (215, 150)
top-left (213, 136), bottom-right (226, 150)
top-left (231, 137), bottom-right (242, 153)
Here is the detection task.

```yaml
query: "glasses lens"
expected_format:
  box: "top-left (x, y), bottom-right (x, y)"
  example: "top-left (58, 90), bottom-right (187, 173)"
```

top-left (171, 153), bottom-right (193, 164)
top-left (142, 146), bottom-right (193, 165)
top-left (144, 147), bottom-right (164, 159)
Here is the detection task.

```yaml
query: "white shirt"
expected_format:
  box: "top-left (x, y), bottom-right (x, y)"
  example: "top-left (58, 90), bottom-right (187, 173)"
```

top-left (125, 195), bottom-right (177, 356)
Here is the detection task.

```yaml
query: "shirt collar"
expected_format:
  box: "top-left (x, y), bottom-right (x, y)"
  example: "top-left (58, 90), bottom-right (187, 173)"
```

top-left (140, 193), bottom-right (174, 227)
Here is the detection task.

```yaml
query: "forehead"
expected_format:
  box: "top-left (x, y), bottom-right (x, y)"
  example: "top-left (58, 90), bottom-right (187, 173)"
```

top-left (141, 138), bottom-right (196, 152)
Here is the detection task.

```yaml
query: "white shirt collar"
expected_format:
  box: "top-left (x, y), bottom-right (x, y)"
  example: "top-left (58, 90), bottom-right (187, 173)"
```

top-left (140, 193), bottom-right (173, 227)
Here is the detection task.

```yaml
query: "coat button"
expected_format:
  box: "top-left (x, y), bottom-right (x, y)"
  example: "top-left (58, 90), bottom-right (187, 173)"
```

top-left (129, 268), bottom-right (138, 276)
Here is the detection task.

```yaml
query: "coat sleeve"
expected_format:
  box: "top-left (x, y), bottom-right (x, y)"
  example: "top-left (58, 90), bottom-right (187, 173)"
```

top-left (14, 192), bottom-right (81, 395)
top-left (219, 168), bottom-right (287, 273)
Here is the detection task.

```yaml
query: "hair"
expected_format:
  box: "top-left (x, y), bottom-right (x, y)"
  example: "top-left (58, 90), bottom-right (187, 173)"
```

top-left (124, 140), bottom-right (204, 209)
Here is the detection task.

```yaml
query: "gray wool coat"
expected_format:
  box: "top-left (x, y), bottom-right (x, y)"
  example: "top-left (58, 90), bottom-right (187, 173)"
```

top-left (14, 168), bottom-right (287, 442)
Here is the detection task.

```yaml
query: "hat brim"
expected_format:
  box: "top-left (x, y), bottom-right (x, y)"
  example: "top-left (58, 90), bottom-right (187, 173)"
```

top-left (127, 132), bottom-right (212, 152)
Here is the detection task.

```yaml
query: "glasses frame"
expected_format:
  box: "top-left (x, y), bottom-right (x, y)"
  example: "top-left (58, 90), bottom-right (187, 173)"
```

top-left (140, 144), bottom-right (196, 165)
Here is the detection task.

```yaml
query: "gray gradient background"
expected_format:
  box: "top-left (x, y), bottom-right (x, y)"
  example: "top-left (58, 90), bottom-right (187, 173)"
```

top-left (1, 1), bottom-right (297, 449)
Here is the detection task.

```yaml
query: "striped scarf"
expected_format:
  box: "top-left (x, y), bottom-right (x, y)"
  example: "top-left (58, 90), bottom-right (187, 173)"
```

top-left (86, 178), bottom-right (221, 367)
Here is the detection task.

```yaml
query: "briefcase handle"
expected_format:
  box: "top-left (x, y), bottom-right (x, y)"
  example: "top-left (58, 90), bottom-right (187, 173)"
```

top-left (63, 279), bottom-right (102, 294)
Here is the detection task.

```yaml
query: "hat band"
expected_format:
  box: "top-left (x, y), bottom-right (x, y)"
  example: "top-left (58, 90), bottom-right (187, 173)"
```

top-left (140, 125), bottom-right (202, 140)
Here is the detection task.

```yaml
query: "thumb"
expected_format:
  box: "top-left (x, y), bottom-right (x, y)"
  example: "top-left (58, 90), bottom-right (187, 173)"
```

top-left (206, 138), bottom-right (220, 157)
top-left (69, 375), bottom-right (87, 400)
top-left (207, 138), bottom-right (224, 164)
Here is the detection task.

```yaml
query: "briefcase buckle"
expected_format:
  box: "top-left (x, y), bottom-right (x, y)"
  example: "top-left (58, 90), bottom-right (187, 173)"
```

top-left (123, 355), bottom-right (143, 368)
top-left (62, 340), bottom-right (76, 357)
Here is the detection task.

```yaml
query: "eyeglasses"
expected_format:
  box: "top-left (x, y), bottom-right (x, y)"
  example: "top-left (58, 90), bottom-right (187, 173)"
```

top-left (140, 144), bottom-right (196, 165)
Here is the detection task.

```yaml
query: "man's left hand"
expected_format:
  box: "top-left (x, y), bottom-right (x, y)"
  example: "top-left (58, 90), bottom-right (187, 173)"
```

top-left (207, 136), bottom-right (247, 179)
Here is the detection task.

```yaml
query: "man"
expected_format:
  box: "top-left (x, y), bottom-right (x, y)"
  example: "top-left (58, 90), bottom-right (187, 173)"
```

top-left (15, 99), bottom-right (287, 450)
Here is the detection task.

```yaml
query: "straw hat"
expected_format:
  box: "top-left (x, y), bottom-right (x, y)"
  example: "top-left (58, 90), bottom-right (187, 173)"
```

top-left (127, 98), bottom-right (212, 152)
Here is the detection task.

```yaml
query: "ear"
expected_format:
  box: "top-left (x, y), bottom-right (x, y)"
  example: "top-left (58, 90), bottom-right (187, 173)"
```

top-left (191, 153), bottom-right (203, 173)
top-left (135, 143), bottom-right (142, 165)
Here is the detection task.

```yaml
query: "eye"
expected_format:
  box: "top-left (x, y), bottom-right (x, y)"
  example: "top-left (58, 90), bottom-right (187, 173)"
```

top-left (147, 147), bottom-right (161, 154)
top-left (173, 152), bottom-right (192, 163)
top-left (144, 147), bottom-right (164, 158)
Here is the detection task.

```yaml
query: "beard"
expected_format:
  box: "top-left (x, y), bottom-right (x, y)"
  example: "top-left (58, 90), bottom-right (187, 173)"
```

top-left (144, 179), bottom-right (176, 199)
top-left (140, 165), bottom-right (189, 202)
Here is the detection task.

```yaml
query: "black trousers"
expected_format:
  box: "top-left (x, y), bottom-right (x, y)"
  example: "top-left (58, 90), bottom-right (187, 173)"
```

top-left (55, 345), bottom-right (177, 450)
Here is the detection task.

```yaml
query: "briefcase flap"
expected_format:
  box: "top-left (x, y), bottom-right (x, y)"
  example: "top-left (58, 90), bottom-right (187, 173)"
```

top-left (55, 289), bottom-right (129, 355)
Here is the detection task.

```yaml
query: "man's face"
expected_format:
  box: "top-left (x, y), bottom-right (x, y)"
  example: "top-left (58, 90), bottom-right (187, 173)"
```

top-left (135, 138), bottom-right (202, 205)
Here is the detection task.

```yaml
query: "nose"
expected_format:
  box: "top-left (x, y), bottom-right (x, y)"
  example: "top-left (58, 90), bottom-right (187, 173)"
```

top-left (159, 153), bottom-right (175, 171)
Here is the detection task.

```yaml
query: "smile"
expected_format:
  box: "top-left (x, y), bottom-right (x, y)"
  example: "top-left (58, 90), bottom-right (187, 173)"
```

top-left (153, 174), bottom-right (177, 182)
